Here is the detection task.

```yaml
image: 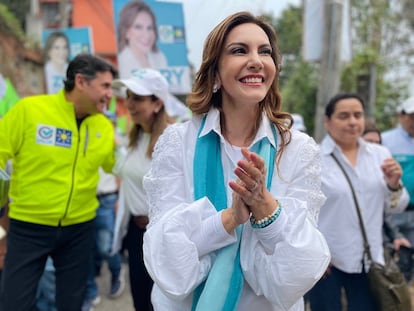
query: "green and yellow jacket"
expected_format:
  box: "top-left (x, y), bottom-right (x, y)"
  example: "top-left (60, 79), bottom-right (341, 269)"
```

top-left (0, 90), bottom-right (115, 226)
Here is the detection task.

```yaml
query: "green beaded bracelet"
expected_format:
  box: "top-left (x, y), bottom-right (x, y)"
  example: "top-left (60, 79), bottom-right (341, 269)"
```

top-left (250, 202), bottom-right (282, 229)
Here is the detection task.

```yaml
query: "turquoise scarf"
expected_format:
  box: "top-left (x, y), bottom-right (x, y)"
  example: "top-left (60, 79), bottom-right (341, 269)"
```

top-left (192, 116), bottom-right (277, 311)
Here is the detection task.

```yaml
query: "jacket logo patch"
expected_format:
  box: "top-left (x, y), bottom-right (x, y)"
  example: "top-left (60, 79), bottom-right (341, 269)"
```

top-left (36, 125), bottom-right (72, 148)
top-left (55, 128), bottom-right (72, 147)
top-left (36, 125), bottom-right (56, 145)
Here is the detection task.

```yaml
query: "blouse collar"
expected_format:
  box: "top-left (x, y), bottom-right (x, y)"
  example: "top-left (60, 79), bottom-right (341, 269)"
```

top-left (198, 107), bottom-right (277, 149)
top-left (321, 134), bottom-right (374, 156)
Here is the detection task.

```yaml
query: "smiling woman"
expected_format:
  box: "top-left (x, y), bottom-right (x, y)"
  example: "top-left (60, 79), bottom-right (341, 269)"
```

top-left (116, 0), bottom-right (168, 78)
top-left (142, 11), bottom-right (330, 311)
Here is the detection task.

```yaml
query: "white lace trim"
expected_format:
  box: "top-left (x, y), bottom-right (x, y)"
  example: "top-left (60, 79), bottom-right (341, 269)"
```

top-left (298, 137), bottom-right (325, 222)
top-left (144, 126), bottom-right (182, 228)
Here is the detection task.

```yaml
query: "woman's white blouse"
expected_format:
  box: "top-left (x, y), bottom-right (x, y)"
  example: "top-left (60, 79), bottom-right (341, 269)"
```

top-left (319, 135), bottom-right (409, 273)
top-left (112, 133), bottom-right (151, 254)
top-left (143, 109), bottom-right (331, 311)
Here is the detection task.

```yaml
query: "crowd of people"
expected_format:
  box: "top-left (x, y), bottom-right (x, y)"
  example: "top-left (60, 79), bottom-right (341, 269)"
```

top-left (0, 9), bottom-right (413, 311)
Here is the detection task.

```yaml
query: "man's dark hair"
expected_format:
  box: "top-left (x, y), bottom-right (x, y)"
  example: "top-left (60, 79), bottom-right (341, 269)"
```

top-left (64, 53), bottom-right (117, 92)
top-left (325, 92), bottom-right (365, 118)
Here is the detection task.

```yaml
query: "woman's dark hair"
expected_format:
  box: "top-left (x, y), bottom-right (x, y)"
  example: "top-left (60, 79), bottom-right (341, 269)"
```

top-left (325, 93), bottom-right (365, 118)
top-left (63, 53), bottom-right (117, 92)
top-left (363, 119), bottom-right (382, 144)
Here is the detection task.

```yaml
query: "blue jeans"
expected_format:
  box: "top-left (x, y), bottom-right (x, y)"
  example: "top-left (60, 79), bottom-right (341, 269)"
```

top-left (0, 219), bottom-right (94, 311)
top-left (308, 266), bottom-right (376, 311)
top-left (84, 193), bottom-right (122, 299)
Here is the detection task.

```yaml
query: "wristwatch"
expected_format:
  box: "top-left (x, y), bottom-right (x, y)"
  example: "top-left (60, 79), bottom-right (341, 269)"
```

top-left (388, 182), bottom-right (403, 208)
top-left (387, 182), bottom-right (402, 192)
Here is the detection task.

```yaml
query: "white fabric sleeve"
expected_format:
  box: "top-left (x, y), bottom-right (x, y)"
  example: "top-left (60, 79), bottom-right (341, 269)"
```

top-left (240, 135), bottom-right (331, 310)
top-left (143, 125), bottom-right (235, 299)
top-left (191, 211), bottom-right (236, 257)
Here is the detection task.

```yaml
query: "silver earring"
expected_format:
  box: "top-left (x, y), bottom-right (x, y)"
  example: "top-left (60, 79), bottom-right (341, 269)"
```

top-left (213, 83), bottom-right (218, 93)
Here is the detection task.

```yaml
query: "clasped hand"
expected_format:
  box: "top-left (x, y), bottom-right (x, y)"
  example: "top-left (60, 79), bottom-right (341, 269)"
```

top-left (228, 148), bottom-right (276, 226)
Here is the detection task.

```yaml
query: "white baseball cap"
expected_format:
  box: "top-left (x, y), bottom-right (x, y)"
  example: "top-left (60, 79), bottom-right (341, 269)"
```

top-left (112, 68), bottom-right (191, 120)
top-left (112, 68), bottom-right (169, 104)
top-left (291, 113), bottom-right (307, 132)
top-left (397, 97), bottom-right (414, 114)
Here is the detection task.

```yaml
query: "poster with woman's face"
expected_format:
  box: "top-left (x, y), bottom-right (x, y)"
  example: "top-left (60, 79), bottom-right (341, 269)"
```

top-left (113, 0), bottom-right (191, 94)
top-left (42, 27), bottom-right (93, 94)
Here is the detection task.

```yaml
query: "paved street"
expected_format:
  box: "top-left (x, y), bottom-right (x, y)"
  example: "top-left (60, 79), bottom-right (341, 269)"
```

top-left (96, 262), bottom-right (414, 311)
top-left (94, 262), bottom-right (134, 311)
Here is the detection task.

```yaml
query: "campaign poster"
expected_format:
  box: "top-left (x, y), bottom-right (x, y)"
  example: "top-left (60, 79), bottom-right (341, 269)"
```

top-left (42, 27), bottom-right (93, 94)
top-left (112, 0), bottom-right (191, 94)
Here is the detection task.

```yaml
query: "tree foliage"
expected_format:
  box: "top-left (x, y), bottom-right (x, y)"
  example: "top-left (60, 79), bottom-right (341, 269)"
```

top-left (264, 0), bottom-right (414, 134)
top-left (262, 6), bottom-right (319, 134)
top-left (272, 5), bottom-right (302, 56)
top-left (0, 0), bottom-right (30, 29)
top-left (342, 0), bottom-right (414, 130)
top-left (0, 3), bottom-right (25, 40)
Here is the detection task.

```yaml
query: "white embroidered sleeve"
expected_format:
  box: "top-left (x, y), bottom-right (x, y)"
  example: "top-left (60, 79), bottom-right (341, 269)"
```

top-left (143, 124), bottom-right (234, 299)
top-left (240, 134), bottom-right (330, 309)
top-left (297, 137), bottom-right (326, 222)
top-left (144, 125), bottom-right (184, 227)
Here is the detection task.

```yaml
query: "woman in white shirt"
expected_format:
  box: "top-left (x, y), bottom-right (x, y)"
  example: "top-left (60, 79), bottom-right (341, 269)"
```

top-left (308, 93), bottom-right (409, 311)
top-left (112, 68), bottom-right (173, 311)
top-left (142, 11), bottom-right (330, 311)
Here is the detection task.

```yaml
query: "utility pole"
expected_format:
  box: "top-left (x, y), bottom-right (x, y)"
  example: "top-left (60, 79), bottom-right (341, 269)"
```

top-left (313, 0), bottom-right (343, 142)
top-left (26, 0), bottom-right (42, 39)
top-left (367, 63), bottom-right (377, 119)
top-left (59, 0), bottom-right (71, 28)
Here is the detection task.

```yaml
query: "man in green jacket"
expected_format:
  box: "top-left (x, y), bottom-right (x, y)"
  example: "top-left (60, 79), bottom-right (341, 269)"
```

top-left (0, 53), bottom-right (117, 311)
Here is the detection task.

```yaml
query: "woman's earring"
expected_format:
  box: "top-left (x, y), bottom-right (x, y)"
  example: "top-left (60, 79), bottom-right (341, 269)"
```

top-left (213, 83), bottom-right (219, 93)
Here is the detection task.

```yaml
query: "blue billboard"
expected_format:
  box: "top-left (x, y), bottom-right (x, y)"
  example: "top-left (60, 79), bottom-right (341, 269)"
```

top-left (42, 27), bottom-right (93, 94)
top-left (112, 0), bottom-right (191, 94)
